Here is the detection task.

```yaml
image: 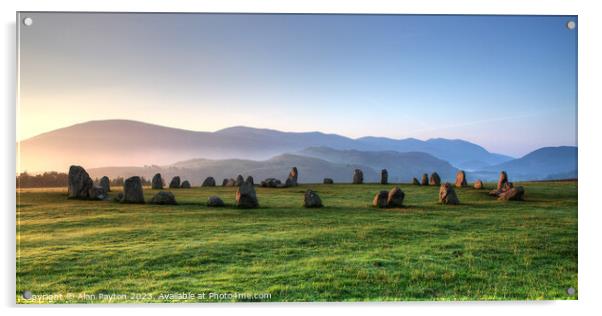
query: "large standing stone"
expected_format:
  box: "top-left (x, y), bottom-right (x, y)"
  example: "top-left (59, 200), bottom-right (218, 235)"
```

top-left (67, 165), bottom-right (94, 199)
top-left (380, 169), bottom-right (388, 185)
top-left (387, 187), bottom-right (405, 208)
top-left (412, 177), bottom-right (420, 185)
top-left (169, 176), bottom-right (181, 189)
top-left (149, 191), bottom-right (176, 205)
top-left (429, 172), bottom-right (441, 186)
top-left (99, 176), bottom-right (111, 193)
top-left (455, 170), bottom-right (467, 188)
top-left (236, 182), bottom-right (259, 208)
top-left (180, 180), bottom-right (191, 189)
top-left (353, 169), bottom-right (364, 184)
top-left (245, 176), bottom-right (254, 185)
top-left (235, 175), bottom-right (245, 186)
top-left (497, 171), bottom-right (509, 191)
top-left (473, 179), bottom-right (484, 189)
top-left (304, 190), bottom-right (323, 208)
top-left (323, 178), bottom-right (334, 184)
top-left (202, 177), bottom-right (216, 187)
top-left (439, 183), bottom-right (460, 205)
top-left (207, 196), bottom-right (225, 207)
top-left (151, 173), bottom-right (163, 189)
top-left (421, 173), bottom-right (429, 185)
top-left (285, 167), bottom-right (298, 187)
top-left (498, 186), bottom-right (525, 201)
top-left (372, 191), bottom-right (389, 208)
top-left (122, 176), bottom-right (145, 203)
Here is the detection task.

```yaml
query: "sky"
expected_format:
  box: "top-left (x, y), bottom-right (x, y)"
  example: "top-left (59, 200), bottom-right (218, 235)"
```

top-left (18, 13), bottom-right (577, 157)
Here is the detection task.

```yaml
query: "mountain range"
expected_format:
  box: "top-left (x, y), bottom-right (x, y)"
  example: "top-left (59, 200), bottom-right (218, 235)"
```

top-left (18, 119), bottom-right (577, 182)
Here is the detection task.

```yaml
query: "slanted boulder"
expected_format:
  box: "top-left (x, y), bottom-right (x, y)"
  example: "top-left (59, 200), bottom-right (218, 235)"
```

top-left (429, 172), bottom-right (441, 186)
top-left (99, 176), bottom-right (111, 193)
top-left (421, 173), bottom-right (429, 185)
top-left (489, 181), bottom-right (514, 196)
top-left (169, 176), bottom-right (181, 189)
top-left (304, 190), bottom-right (323, 208)
top-left (412, 177), bottom-right (420, 185)
top-left (245, 176), bottom-right (254, 185)
top-left (498, 186), bottom-right (525, 201)
top-left (180, 180), bottom-right (191, 189)
top-left (439, 183), bottom-right (460, 205)
top-left (372, 191), bottom-right (389, 208)
top-left (285, 167), bottom-right (298, 187)
top-left (353, 169), bottom-right (364, 184)
top-left (455, 170), bottom-right (467, 188)
top-left (380, 169), bottom-right (388, 185)
top-left (387, 187), bottom-right (405, 208)
top-left (235, 175), bottom-right (245, 186)
top-left (236, 182), bottom-right (259, 208)
top-left (207, 195), bottom-right (225, 207)
top-left (122, 176), bottom-right (145, 203)
top-left (149, 191), bottom-right (176, 205)
top-left (88, 185), bottom-right (107, 200)
top-left (323, 178), bottom-right (334, 184)
top-left (261, 178), bottom-right (282, 188)
top-left (151, 173), bottom-right (163, 189)
top-left (202, 177), bottom-right (216, 187)
top-left (473, 179), bottom-right (484, 189)
top-left (67, 165), bottom-right (94, 199)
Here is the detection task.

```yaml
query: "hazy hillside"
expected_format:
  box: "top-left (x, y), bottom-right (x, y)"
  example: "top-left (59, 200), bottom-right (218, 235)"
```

top-left (18, 119), bottom-right (512, 172)
top-left (298, 146), bottom-right (458, 182)
top-left (473, 146), bottom-right (577, 181)
top-left (89, 154), bottom-right (380, 185)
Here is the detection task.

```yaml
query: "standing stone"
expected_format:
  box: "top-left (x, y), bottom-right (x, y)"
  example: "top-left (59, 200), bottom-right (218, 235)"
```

top-left (245, 176), bottom-right (254, 185)
top-left (152, 173), bottom-right (163, 189)
top-left (304, 189), bottom-right (323, 208)
top-left (412, 177), bottom-right (420, 185)
top-left (387, 187), bottom-right (405, 208)
top-left (67, 165), bottom-right (94, 199)
top-left (353, 169), bottom-right (364, 184)
top-left (474, 179), bottom-right (484, 189)
top-left (223, 178), bottom-right (236, 187)
top-left (497, 171), bottom-right (509, 191)
top-left (260, 178), bottom-right (281, 188)
top-left (421, 173), bottom-right (429, 185)
top-left (380, 169), bottom-right (388, 185)
top-left (439, 182), bottom-right (460, 205)
top-left (88, 185), bottom-right (107, 200)
top-left (285, 167), bottom-right (298, 187)
top-left (169, 176), bottom-right (181, 189)
top-left (202, 177), bottom-right (216, 187)
top-left (180, 180), bottom-right (191, 188)
top-left (323, 178), bottom-right (334, 184)
top-left (235, 175), bottom-right (245, 186)
top-left (99, 176), bottom-right (111, 193)
top-left (149, 191), bottom-right (176, 205)
top-left (455, 170), bottom-right (467, 188)
top-left (122, 176), bottom-right (145, 203)
top-left (207, 196), bottom-right (225, 207)
top-left (429, 172), bottom-right (441, 186)
top-left (372, 191), bottom-right (389, 208)
top-left (498, 186), bottom-right (525, 201)
top-left (236, 182), bottom-right (259, 208)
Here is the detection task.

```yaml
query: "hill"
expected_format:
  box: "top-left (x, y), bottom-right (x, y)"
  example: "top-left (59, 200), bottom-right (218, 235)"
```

top-left (474, 146), bottom-right (577, 181)
top-left (19, 119), bottom-right (512, 172)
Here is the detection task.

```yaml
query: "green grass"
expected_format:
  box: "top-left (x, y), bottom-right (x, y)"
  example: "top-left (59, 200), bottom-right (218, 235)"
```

top-left (16, 181), bottom-right (577, 303)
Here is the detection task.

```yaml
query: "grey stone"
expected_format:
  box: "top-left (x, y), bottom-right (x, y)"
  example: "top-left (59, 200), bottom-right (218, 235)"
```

top-left (67, 165), bottom-right (94, 199)
top-left (372, 191), bottom-right (388, 208)
top-left (380, 169), bottom-right (388, 185)
top-left (439, 182), bottom-right (460, 205)
top-left (353, 169), bottom-right (364, 184)
top-left (207, 195), bottom-right (225, 207)
top-left (236, 182), bottom-right (259, 208)
top-left (323, 178), bottom-right (334, 184)
top-left (304, 189), bottom-right (323, 208)
top-left (429, 172), bottom-right (441, 186)
top-left (152, 173), bottom-right (163, 189)
top-left (169, 176), bottom-right (181, 189)
top-left (122, 176), bottom-right (145, 203)
top-left (180, 180), bottom-right (191, 188)
top-left (149, 191), bottom-right (176, 205)
top-left (387, 187), bottom-right (405, 208)
top-left (455, 170), bottom-right (467, 188)
top-left (99, 176), bottom-right (111, 192)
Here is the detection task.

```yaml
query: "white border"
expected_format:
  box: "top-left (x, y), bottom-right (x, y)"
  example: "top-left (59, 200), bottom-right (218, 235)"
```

top-left (2, 1), bottom-right (600, 316)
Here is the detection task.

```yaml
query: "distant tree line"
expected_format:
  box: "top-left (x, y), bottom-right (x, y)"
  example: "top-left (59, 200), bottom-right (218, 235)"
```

top-left (16, 172), bottom-right (151, 188)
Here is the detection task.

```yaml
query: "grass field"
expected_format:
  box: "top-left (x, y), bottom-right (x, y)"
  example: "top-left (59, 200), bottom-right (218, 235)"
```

top-left (16, 181), bottom-right (578, 303)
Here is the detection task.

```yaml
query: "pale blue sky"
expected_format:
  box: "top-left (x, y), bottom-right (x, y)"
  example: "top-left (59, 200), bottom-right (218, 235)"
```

top-left (19, 13), bottom-right (577, 156)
